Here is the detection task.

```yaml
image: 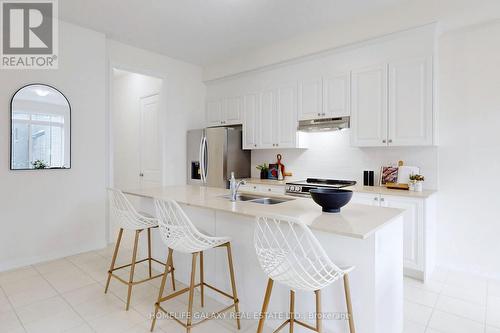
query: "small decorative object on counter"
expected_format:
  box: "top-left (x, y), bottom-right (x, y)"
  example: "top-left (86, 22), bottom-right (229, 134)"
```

top-left (276, 154), bottom-right (285, 181)
top-left (409, 174), bottom-right (425, 192)
top-left (268, 164), bottom-right (279, 180)
top-left (363, 170), bottom-right (375, 186)
top-left (256, 163), bottom-right (269, 180)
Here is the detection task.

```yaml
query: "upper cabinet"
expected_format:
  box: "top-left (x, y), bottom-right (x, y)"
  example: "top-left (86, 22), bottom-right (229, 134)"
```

top-left (351, 57), bottom-right (434, 147)
top-left (351, 65), bottom-right (388, 147)
top-left (298, 73), bottom-right (350, 121)
top-left (323, 73), bottom-right (350, 118)
top-left (206, 96), bottom-right (242, 127)
top-left (206, 25), bottom-right (436, 149)
top-left (388, 57), bottom-right (433, 146)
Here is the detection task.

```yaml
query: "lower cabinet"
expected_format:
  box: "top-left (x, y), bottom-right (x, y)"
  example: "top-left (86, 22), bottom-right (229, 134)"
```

top-left (351, 192), bottom-right (435, 281)
top-left (240, 183), bottom-right (285, 195)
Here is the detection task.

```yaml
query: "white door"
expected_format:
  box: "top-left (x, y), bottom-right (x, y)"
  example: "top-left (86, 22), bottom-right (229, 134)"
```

top-left (298, 78), bottom-right (323, 120)
top-left (381, 195), bottom-right (423, 271)
top-left (206, 100), bottom-right (222, 127)
top-left (243, 93), bottom-right (259, 149)
top-left (224, 96), bottom-right (243, 125)
top-left (351, 65), bottom-right (388, 147)
top-left (259, 89), bottom-right (276, 149)
top-left (388, 57), bottom-right (433, 146)
top-left (139, 94), bottom-right (161, 188)
top-left (323, 73), bottom-right (350, 117)
top-left (276, 85), bottom-right (297, 148)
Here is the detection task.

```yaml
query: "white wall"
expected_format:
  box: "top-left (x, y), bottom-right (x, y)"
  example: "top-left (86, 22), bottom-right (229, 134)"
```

top-left (0, 22), bottom-right (107, 270)
top-left (251, 132), bottom-right (438, 189)
top-left (112, 72), bottom-right (162, 190)
top-left (436, 20), bottom-right (500, 278)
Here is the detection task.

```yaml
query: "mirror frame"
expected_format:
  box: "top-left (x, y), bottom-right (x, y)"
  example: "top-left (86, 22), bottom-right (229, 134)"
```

top-left (9, 83), bottom-right (72, 170)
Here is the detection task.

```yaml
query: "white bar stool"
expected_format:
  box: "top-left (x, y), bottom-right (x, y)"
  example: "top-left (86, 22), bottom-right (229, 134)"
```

top-left (151, 199), bottom-right (241, 333)
top-left (105, 188), bottom-right (175, 310)
top-left (254, 214), bottom-right (356, 333)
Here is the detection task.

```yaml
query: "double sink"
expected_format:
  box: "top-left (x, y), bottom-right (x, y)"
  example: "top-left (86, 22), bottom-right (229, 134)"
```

top-left (221, 194), bottom-right (294, 205)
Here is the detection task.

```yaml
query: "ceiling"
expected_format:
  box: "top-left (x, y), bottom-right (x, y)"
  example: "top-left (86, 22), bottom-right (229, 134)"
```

top-left (60, 0), bottom-right (405, 66)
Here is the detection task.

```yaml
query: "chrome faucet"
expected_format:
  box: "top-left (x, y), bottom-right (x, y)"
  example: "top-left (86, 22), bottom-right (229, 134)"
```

top-left (229, 172), bottom-right (246, 202)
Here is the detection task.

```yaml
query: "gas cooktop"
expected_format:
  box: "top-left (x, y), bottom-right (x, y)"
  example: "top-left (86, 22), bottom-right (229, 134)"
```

top-left (285, 178), bottom-right (356, 196)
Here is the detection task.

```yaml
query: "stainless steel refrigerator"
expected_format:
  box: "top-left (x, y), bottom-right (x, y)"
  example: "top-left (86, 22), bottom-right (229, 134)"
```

top-left (187, 127), bottom-right (251, 188)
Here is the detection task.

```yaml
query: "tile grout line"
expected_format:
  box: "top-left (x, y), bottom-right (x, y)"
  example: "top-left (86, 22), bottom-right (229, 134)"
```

top-left (31, 263), bottom-right (97, 333)
top-left (0, 283), bottom-right (28, 333)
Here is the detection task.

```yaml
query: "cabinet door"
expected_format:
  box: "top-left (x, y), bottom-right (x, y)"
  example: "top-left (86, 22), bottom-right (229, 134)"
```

top-left (351, 65), bottom-right (388, 147)
top-left (206, 100), bottom-right (222, 127)
top-left (298, 78), bottom-right (323, 120)
top-left (276, 85), bottom-right (297, 148)
top-left (323, 73), bottom-right (350, 117)
top-left (259, 89), bottom-right (276, 149)
top-left (351, 192), bottom-right (380, 206)
top-left (381, 195), bottom-right (424, 271)
top-left (224, 96), bottom-right (243, 125)
top-left (388, 57), bottom-right (433, 146)
top-left (242, 93), bottom-right (259, 149)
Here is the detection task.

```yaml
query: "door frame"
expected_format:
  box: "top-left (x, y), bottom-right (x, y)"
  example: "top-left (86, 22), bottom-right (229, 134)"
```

top-left (106, 61), bottom-right (167, 243)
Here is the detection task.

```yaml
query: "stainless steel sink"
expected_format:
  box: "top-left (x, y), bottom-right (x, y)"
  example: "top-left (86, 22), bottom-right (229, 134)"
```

top-left (220, 194), bottom-right (294, 205)
top-left (250, 197), bottom-right (293, 205)
top-left (221, 194), bottom-right (265, 201)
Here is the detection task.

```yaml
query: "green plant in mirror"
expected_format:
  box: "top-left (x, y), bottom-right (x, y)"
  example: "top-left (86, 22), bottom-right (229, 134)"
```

top-left (32, 160), bottom-right (48, 169)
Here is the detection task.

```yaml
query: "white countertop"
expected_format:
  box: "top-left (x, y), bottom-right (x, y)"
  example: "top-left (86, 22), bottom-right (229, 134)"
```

top-left (243, 178), bottom-right (437, 198)
top-left (123, 185), bottom-right (403, 240)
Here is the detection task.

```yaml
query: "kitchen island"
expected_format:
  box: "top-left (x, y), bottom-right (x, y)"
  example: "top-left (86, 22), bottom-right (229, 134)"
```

top-left (124, 185), bottom-right (404, 333)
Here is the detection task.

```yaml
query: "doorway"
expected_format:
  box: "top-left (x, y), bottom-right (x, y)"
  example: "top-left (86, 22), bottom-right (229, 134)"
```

top-left (109, 68), bottom-right (164, 241)
top-left (111, 68), bottom-right (163, 190)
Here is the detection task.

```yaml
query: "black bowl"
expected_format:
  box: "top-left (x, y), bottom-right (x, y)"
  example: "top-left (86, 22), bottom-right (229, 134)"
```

top-left (309, 188), bottom-right (353, 213)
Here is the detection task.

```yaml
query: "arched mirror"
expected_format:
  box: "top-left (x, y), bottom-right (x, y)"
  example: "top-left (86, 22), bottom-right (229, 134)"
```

top-left (10, 84), bottom-right (71, 170)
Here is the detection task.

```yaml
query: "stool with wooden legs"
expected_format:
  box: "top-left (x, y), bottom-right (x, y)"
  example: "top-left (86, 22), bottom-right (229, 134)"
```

top-left (105, 188), bottom-right (176, 310)
top-left (150, 199), bottom-right (241, 333)
top-left (254, 214), bottom-right (356, 333)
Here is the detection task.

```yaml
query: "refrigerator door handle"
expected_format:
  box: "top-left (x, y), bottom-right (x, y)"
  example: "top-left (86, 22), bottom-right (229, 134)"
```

top-left (202, 135), bottom-right (208, 183)
top-left (199, 134), bottom-right (205, 184)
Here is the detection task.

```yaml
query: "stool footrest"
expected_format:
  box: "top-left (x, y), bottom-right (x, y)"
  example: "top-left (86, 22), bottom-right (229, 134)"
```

top-left (156, 300), bottom-right (238, 329)
top-left (107, 257), bottom-right (173, 286)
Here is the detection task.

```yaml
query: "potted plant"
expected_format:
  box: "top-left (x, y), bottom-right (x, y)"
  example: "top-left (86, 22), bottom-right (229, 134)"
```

top-left (32, 160), bottom-right (48, 169)
top-left (256, 163), bottom-right (269, 180)
top-left (409, 174), bottom-right (425, 192)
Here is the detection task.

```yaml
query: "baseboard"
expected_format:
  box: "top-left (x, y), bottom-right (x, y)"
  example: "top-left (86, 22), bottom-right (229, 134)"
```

top-left (0, 240), bottom-right (108, 273)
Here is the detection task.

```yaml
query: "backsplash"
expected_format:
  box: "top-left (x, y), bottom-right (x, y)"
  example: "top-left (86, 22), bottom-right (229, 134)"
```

top-left (251, 130), bottom-right (438, 189)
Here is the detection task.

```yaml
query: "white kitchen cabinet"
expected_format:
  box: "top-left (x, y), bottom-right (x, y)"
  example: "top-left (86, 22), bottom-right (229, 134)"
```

top-left (298, 78), bottom-right (323, 120)
top-left (242, 93), bottom-right (260, 149)
top-left (206, 100), bottom-right (222, 127)
top-left (239, 183), bottom-right (285, 195)
top-left (276, 85), bottom-right (298, 148)
top-left (298, 74), bottom-right (350, 121)
top-left (352, 191), bottom-right (436, 281)
top-left (323, 73), bottom-right (350, 117)
top-left (380, 195), bottom-right (424, 273)
top-left (388, 57), bottom-right (433, 146)
top-left (259, 89), bottom-right (276, 149)
top-left (351, 192), bottom-right (380, 206)
top-left (351, 65), bottom-right (388, 147)
top-left (206, 96), bottom-right (243, 127)
top-left (351, 58), bottom-right (433, 147)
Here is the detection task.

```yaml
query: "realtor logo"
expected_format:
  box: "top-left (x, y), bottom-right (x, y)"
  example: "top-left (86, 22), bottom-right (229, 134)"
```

top-left (1, 0), bottom-right (58, 69)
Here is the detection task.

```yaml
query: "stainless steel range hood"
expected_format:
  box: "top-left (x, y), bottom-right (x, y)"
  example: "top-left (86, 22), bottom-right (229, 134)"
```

top-left (297, 116), bottom-right (350, 132)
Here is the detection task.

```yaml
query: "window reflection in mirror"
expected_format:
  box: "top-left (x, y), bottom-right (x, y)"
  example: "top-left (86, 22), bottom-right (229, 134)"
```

top-left (10, 84), bottom-right (71, 170)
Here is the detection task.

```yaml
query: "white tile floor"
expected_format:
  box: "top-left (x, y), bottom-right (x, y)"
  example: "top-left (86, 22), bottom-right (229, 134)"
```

top-left (1, 245), bottom-right (499, 333)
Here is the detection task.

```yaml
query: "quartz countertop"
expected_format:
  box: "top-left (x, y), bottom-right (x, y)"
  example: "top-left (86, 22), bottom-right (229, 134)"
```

top-left (242, 178), bottom-right (437, 198)
top-left (123, 185), bottom-right (403, 240)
